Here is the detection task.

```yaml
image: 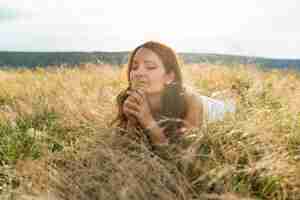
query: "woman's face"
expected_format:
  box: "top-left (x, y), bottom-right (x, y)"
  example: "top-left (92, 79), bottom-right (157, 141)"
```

top-left (129, 48), bottom-right (174, 95)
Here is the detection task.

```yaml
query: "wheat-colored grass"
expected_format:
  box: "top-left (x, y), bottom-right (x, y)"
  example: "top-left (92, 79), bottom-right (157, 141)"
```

top-left (0, 63), bottom-right (299, 200)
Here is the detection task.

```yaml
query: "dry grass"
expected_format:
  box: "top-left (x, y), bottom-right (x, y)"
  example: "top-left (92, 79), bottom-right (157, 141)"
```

top-left (0, 63), bottom-right (300, 200)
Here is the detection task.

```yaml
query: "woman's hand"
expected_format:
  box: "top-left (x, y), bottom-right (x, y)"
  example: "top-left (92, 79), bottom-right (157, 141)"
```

top-left (123, 89), bottom-right (155, 129)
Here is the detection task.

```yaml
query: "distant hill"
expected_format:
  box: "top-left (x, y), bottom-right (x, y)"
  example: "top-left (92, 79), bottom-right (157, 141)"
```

top-left (0, 51), bottom-right (129, 68)
top-left (1, 51), bottom-right (300, 70)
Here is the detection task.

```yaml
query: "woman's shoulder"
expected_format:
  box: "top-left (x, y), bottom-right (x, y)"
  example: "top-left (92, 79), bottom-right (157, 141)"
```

top-left (183, 85), bottom-right (203, 106)
top-left (181, 85), bottom-right (203, 128)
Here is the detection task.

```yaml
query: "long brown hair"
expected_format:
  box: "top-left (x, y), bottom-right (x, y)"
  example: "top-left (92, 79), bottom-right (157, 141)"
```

top-left (112, 41), bottom-right (188, 136)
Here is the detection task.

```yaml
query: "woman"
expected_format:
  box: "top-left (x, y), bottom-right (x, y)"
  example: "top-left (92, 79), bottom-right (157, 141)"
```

top-left (112, 41), bottom-right (235, 148)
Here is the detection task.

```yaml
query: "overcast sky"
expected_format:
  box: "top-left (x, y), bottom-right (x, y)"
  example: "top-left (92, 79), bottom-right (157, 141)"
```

top-left (1, 0), bottom-right (300, 58)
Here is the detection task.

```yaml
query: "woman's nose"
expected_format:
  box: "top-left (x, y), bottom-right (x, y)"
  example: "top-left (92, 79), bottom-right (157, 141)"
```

top-left (132, 73), bottom-right (145, 81)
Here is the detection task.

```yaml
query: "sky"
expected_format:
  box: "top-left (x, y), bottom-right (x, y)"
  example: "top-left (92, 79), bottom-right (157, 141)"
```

top-left (1, 0), bottom-right (300, 59)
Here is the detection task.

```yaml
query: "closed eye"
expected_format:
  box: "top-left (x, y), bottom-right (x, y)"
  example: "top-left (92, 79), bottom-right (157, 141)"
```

top-left (145, 63), bottom-right (157, 70)
top-left (147, 66), bottom-right (156, 70)
top-left (131, 66), bottom-right (138, 70)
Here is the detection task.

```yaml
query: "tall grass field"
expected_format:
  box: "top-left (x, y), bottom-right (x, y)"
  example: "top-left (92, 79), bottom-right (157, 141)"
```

top-left (0, 63), bottom-right (300, 200)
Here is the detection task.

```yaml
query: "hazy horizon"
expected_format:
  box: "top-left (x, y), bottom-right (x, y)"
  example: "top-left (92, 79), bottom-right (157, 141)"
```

top-left (1, 50), bottom-right (300, 61)
top-left (1, 0), bottom-right (300, 59)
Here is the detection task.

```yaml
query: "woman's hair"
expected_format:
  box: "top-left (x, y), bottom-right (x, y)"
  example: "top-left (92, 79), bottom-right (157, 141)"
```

top-left (112, 41), bottom-right (188, 136)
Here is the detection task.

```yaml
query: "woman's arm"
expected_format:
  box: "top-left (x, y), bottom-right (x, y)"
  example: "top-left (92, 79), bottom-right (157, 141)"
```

top-left (144, 92), bottom-right (204, 160)
top-left (143, 119), bottom-right (169, 145)
top-left (181, 90), bottom-right (203, 132)
top-left (142, 90), bottom-right (204, 144)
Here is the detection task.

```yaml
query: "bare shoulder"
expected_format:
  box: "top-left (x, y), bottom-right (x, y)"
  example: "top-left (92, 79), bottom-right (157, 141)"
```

top-left (183, 87), bottom-right (202, 107)
top-left (182, 87), bottom-right (203, 129)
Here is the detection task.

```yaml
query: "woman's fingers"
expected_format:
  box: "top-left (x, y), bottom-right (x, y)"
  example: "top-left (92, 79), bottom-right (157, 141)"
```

top-left (125, 94), bottom-right (140, 106)
top-left (136, 89), bottom-right (147, 100)
top-left (123, 99), bottom-right (140, 119)
top-left (123, 89), bottom-right (151, 126)
top-left (123, 103), bottom-right (139, 117)
top-left (124, 99), bottom-right (139, 112)
top-left (127, 90), bottom-right (145, 105)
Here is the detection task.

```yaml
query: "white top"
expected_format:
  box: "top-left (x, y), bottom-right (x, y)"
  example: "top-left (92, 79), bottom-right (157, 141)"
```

top-left (197, 94), bottom-right (236, 124)
top-left (183, 85), bottom-right (236, 125)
